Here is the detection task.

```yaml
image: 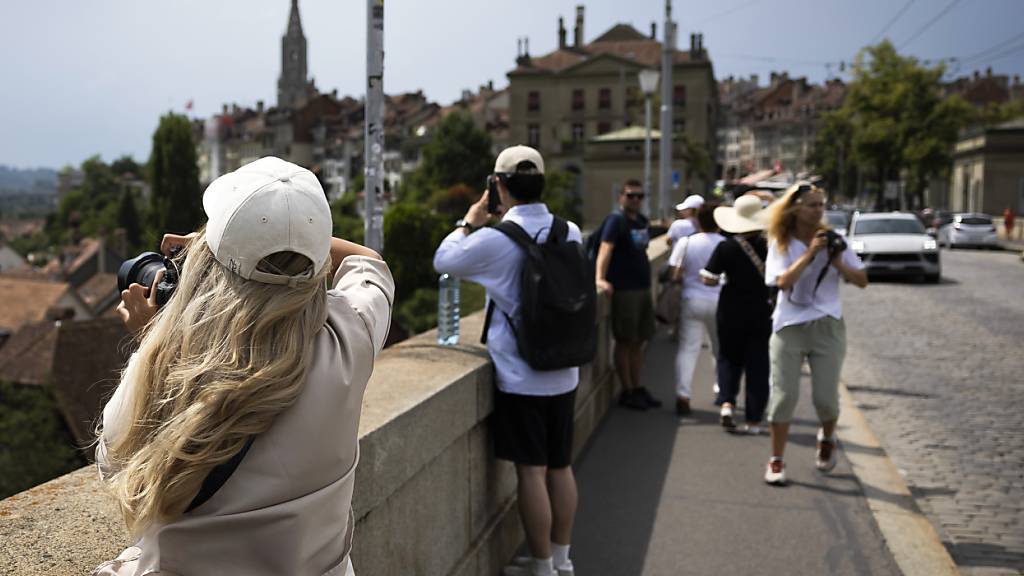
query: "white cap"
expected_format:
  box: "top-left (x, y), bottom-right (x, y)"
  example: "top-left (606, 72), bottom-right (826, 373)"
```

top-left (202, 156), bottom-right (332, 286)
top-left (494, 145), bottom-right (545, 174)
top-left (675, 194), bottom-right (705, 212)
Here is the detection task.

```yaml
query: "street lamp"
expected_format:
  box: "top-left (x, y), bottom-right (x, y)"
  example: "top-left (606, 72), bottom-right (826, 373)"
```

top-left (638, 69), bottom-right (660, 217)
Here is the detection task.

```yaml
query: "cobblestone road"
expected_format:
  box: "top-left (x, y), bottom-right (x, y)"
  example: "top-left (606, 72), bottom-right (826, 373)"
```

top-left (842, 247), bottom-right (1024, 575)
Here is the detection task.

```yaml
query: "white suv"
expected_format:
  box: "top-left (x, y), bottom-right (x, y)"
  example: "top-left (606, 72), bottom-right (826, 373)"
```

top-left (848, 212), bottom-right (941, 283)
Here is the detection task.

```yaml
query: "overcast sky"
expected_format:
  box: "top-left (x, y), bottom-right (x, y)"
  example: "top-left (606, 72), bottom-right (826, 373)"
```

top-left (2, 0), bottom-right (1023, 170)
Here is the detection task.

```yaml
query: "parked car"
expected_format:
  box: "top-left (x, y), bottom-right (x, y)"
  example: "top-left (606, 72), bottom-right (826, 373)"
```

top-left (937, 213), bottom-right (999, 249)
top-left (824, 210), bottom-right (851, 236)
top-left (848, 212), bottom-right (941, 282)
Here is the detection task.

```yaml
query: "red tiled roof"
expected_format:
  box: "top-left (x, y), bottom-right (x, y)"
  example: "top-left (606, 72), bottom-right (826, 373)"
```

top-left (0, 320), bottom-right (58, 386)
top-left (76, 273), bottom-right (119, 315)
top-left (0, 277), bottom-right (72, 333)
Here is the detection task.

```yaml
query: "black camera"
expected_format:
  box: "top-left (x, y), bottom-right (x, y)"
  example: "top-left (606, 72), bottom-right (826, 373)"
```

top-left (117, 248), bottom-right (182, 307)
top-left (824, 229), bottom-right (847, 254)
top-left (486, 174), bottom-right (502, 214)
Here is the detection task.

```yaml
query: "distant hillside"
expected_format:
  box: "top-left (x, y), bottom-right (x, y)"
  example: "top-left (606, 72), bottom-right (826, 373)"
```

top-left (0, 165), bottom-right (58, 196)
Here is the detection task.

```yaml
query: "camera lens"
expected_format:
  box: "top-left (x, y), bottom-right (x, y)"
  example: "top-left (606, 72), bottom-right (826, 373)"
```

top-left (117, 252), bottom-right (167, 293)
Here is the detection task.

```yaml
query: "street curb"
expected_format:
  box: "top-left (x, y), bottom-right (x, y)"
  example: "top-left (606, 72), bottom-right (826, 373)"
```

top-left (837, 382), bottom-right (960, 576)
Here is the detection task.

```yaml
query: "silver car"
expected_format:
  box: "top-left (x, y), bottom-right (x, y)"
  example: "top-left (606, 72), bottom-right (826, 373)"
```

top-left (849, 212), bottom-right (941, 283)
top-left (937, 213), bottom-right (999, 249)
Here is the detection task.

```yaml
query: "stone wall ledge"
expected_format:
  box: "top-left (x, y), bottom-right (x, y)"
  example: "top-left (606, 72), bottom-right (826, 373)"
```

top-left (1, 235), bottom-right (669, 576)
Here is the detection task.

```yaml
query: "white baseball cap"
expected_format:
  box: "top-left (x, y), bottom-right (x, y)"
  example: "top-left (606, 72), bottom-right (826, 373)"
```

top-left (675, 194), bottom-right (705, 212)
top-left (202, 156), bottom-right (332, 286)
top-left (494, 145), bottom-right (545, 174)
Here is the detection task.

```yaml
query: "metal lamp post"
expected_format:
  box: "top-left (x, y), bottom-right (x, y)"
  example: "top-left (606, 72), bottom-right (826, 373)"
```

top-left (638, 69), bottom-right (660, 217)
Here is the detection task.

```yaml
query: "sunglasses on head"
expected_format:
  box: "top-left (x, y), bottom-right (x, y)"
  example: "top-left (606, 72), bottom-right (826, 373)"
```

top-left (625, 192), bottom-right (645, 199)
top-left (791, 184), bottom-right (814, 204)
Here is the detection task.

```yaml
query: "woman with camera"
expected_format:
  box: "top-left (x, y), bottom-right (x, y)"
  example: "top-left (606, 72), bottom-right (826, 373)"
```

top-left (762, 184), bottom-right (867, 486)
top-left (94, 157), bottom-right (393, 576)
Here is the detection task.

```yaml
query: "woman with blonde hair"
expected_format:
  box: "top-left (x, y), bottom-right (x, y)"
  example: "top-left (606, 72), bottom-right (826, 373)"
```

top-left (762, 184), bottom-right (867, 486)
top-left (93, 157), bottom-right (393, 575)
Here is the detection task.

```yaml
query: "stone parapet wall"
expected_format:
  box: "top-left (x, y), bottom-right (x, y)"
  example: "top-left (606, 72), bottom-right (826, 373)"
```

top-left (0, 236), bottom-right (669, 576)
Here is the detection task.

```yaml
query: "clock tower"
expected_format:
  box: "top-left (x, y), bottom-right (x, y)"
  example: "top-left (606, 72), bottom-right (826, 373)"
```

top-left (278, 0), bottom-right (311, 108)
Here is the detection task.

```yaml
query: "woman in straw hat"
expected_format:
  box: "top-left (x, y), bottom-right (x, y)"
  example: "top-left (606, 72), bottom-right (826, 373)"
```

top-left (700, 194), bottom-right (773, 434)
top-left (760, 184), bottom-right (867, 486)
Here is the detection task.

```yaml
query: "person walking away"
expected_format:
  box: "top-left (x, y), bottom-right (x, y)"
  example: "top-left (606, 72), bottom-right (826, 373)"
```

top-left (668, 204), bottom-right (725, 415)
top-left (666, 194), bottom-right (705, 247)
top-left (701, 195), bottom-right (772, 433)
top-left (1004, 207), bottom-right (1016, 241)
top-left (434, 146), bottom-right (585, 576)
top-left (94, 157), bottom-right (393, 576)
top-left (762, 184), bottom-right (868, 486)
top-left (595, 179), bottom-right (660, 411)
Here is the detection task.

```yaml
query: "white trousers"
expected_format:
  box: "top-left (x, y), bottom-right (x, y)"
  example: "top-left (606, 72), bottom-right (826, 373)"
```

top-left (675, 297), bottom-right (719, 399)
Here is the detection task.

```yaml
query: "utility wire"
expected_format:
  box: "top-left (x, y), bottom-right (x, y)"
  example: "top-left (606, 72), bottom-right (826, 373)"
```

top-left (958, 31), bottom-right (1024, 67)
top-left (899, 0), bottom-right (962, 49)
top-left (873, 0), bottom-right (916, 42)
top-left (963, 40), bottom-right (1024, 67)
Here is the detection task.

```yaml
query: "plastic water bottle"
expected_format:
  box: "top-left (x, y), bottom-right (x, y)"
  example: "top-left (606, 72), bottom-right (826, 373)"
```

top-left (437, 273), bottom-right (461, 346)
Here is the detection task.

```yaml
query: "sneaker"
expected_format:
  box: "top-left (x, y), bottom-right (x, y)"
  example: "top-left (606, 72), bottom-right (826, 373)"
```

top-left (675, 396), bottom-right (691, 415)
top-left (637, 387), bottom-right (663, 408)
top-left (816, 430), bottom-right (837, 472)
top-left (719, 405), bottom-right (736, 429)
top-left (764, 459), bottom-right (787, 485)
top-left (502, 564), bottom-right (555, 576)
top-left (712, 382), bottom-right (720, 395)
top-left (740, 422), bottom-right (764, 435)
top-left (509, 557), bottom-right (572, 576)
top-left (622, 390), bottom-right (649, 411)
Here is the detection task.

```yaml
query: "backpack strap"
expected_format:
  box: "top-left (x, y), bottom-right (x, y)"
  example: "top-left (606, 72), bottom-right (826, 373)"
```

top-left (185, 435), bottom-right (256, 513)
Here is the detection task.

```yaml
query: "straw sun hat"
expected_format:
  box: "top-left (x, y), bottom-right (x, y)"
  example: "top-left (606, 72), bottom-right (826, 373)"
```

top-left (713, 194), bottom-right (769, 234)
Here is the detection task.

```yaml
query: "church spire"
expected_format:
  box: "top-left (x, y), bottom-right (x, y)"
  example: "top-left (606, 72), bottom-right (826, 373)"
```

top-left (278, 0), bottom-right (310, 108)
top-left (287, 0), bottom-right (303, 36)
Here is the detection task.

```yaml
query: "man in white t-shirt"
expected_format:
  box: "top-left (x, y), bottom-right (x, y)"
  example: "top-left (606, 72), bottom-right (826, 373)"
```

top-left (666, 194), bottom-right (705, 247)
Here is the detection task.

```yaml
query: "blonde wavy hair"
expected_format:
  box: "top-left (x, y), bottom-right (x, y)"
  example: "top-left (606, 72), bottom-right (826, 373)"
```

top-left (766, 184), bottom-right (825, 253)
top-left (100, 228), bottom-right (330, 535)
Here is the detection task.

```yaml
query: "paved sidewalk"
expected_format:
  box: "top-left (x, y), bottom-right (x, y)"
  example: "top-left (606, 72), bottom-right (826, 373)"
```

top-left (571, 328), bottom-right (903, 575)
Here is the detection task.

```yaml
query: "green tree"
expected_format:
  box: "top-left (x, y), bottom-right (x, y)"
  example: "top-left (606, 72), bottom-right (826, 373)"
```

top-left (110, 155), bottom-right (141, 177)
top-left (0, 381), bottom-right (85, 499)
top-left (117, 187), bottom-right (143, 252)
top-left (381, 201), bottom-right (448, 301)
top-left (411, 112), bottom-right (493, 201)
top-left (544, 171), bottom-right (583, 223)
top-left (331, 192), bottom-right (365, 245)
top-left (150, 113), bottom-right (202, 236)
top-left (816, 41), bottom-right (974, 208)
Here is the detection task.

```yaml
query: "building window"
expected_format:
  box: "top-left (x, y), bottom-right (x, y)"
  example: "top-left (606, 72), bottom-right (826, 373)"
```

top-left (572, 89), bottom-right (584, 111)
top-left (528, 91), bottom-right (540, 112)
top-left (597, 121), bottom-right (612, 135)
top-left (527, 124), bottom-right (540, 148)
top-left (673, 118), bottom-right (686, 133)
top-left (673, 85), bottom-right (687, 107)
top-left (572, 123), bottom-right (585, 143)
top-left (599, 88), bottom-right (612, 110)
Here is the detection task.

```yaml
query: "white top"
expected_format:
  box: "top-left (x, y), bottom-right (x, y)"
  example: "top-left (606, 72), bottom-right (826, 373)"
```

top-left (667, 218), bottom-right (697, 244)
top-left (433, 203), bottom-right (582, 396)
top-left (97, 255), bottom-right (394, 576)
top-left (668, 232), bottom-right (725, 302)
top-left (765, 238), bottom-right (865, 332)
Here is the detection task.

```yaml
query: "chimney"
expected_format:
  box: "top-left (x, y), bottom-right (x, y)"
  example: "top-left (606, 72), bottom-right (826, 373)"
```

top-left (690, 33), bottom-right (696, 53)
top-left (558, 16), bottom-right (567, 49)
top-left (651, 22), bottom-right (657, 40)
top-left (525, 37), bottom-right (530, 57)
top-left (257, 100), bottom-right (265, 113)
top-left (488, 79), bottom-right (494, 90)
top-left (973, 70), bottom-right (981, 81)
top-left (751, 74), bottom-right (759, 87)
top-left (986, 66), bottom-right (993, 77)
top-left (574, 5), bottom-right (584, 47)
top-left (222, 103), bottom-right (228, 115)
top-left (517, 38), bottom-right (523, 58)
top-left (1014, 74), bottom-right (1021, 86)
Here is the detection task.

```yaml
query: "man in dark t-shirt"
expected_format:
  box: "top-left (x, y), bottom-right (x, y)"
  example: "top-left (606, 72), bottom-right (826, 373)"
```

top-left (595, 179), bottom-right (658, 411)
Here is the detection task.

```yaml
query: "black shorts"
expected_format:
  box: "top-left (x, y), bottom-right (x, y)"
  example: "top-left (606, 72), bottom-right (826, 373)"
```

top-left (492, 388), bottom-right (577, 468)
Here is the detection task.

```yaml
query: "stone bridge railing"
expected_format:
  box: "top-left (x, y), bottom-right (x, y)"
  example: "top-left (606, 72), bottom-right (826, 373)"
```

top-left (0, 237), bottom-right (670, 576)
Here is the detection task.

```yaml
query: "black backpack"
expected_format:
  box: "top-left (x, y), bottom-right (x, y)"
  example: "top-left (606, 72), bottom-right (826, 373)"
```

top-left (481, 217), bottom-right (597, 371)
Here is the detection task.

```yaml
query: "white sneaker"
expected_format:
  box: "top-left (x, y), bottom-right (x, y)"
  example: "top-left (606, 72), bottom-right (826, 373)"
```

top-left (815, 429), bottom-right (837, 473)
top-left (503, 560), bottom-right (557, 576)
top-left (507, 557), bottom-right (573, 576)
top-left (712, 382), bottom-right (720, 395)
top-left (764, 459), bottom-right (786, 485)
top-left (719, 405), bottom-right (735, 429)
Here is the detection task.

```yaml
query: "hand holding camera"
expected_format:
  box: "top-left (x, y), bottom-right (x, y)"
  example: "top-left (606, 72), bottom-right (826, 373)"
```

top-left (116, 232), bottom-right (197, 333)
